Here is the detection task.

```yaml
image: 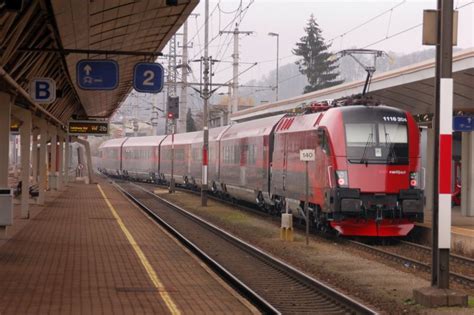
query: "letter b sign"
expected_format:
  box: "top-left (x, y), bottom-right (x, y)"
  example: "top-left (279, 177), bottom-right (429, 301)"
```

top-left (30, 78), bottom-right (56, 104)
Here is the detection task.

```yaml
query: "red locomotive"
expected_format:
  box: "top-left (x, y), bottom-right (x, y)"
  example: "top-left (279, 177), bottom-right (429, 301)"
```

top-left (98, 101), bottom-right (424, 237)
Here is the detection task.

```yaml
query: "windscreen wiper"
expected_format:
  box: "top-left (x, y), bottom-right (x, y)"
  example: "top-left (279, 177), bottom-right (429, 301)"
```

top-left (383, 124), bottom-right (397, 164)
top-left (360, 132), bottom-right (373, 166)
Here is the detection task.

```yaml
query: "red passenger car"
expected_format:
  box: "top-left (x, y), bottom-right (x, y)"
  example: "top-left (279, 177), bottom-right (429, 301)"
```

top-left (122, 136), bottom-right (165, 182)
top-left (159, 131), bottom-right (201, 185)
top-left (97, 137), bottom-right (128, 176)
top-left (218, 115), bottom-right (284, 204)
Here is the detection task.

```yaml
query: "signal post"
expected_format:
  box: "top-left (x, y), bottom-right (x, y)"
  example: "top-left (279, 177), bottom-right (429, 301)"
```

top-left (414, 0), bottom-right (467, 307)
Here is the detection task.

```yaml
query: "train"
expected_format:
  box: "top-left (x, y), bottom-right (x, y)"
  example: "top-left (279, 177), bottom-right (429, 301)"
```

top-left (98, 101), bottom-right (424, 237)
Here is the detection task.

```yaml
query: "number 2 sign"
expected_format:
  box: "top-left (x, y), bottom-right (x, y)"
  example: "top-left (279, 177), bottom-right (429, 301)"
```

top-left (133, 62), bottom-right (164, 93)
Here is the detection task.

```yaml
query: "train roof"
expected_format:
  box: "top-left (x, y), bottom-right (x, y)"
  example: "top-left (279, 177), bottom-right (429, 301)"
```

top-left (220, 114), bottom-right (285, 141)
top-left (98, 137), bottom-right (128, 149)
top-left (161, 130), bottom-right (202, 146)
top-left (122, 135), bottom-right (167, 148)
top-left (274, 112), bottom-right (322, 134)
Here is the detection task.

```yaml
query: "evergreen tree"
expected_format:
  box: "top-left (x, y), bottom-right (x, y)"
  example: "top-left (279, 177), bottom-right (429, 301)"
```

top-left (186, 108), bottom-right (197, 132)
top-left (293, 14), bottom-right (343, 93)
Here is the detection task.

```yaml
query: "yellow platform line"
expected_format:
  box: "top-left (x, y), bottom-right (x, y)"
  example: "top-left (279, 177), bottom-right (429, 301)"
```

top-left (97, 184), bottom-right (181, 315)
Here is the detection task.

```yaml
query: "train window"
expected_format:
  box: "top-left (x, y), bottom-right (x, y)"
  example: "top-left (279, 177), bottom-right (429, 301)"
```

top-left (345, 123), bottom-right (377, 146)
top-left (234, 146), bottom-right (239, 164)
top-left (378, 123), bottom-right (407, 144)
top-left (317, 129), bottom-right (331, 155)
top-left (247, 144), bottom-right (255, 165)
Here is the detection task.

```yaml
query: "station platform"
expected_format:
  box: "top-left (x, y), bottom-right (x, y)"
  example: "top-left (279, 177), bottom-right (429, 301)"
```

top-left (0, 178), bottom-right (258, 314)
top-left (416, 207), bottom-right (474, 256)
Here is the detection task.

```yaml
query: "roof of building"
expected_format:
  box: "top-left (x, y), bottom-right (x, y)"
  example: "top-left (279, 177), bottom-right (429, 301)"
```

top-left (231, 48), bottom-right (474, 122)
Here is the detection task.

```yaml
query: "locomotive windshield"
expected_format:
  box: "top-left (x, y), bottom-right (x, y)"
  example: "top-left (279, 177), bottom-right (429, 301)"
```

top-left (342, 107), bottom-right (409, 165)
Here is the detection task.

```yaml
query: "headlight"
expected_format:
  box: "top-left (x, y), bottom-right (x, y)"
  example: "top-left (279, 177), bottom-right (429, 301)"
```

top-left (336, 170), bottom-right (348, 188)
top-left (410, 172), bottom-right (418, 188)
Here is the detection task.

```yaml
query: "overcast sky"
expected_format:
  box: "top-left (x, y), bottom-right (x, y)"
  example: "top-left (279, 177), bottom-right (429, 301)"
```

top-left (179, 0), bottom-right (473, 85)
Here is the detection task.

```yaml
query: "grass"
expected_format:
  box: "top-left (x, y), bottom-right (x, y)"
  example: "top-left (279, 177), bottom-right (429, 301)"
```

top-left (468, 297), bottom-right (474, 307)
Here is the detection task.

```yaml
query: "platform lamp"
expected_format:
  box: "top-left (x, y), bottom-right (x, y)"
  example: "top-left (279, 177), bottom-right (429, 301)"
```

top-left (268, 32), bottom-right (279, 102)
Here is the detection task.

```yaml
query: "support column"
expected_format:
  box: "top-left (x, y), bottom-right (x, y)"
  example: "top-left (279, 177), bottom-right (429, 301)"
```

top-left (19, 109), bottom-right (31, 218)
top-left (64, 135), bottom-right (70, 184)
top-left (48, 127), bottom-right (57, 190)
top-left (31, 128), bottom-right (39, 184)
top-left (461, 132), bottom-right (474, 216)
top-left (75, 138), bottom-right (95, 184)
top-left (57, 132), bottom-right (63, 190)
top-left (37, 120), bottom-right (47, 205)
top-left (425, 128), bottom-right (435, 214)
top-left (0, 92), bottom-right (13, 238)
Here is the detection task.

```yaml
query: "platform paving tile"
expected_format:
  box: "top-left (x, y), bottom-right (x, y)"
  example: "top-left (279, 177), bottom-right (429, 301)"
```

top-left (0, 181), bottom-right (257, 315)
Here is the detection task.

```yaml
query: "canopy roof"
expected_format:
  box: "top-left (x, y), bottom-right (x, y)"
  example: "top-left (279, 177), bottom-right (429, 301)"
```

top-left (0, 0), bottom-right (198, 127)
top-left (232, 48), bottom-right (474, 122)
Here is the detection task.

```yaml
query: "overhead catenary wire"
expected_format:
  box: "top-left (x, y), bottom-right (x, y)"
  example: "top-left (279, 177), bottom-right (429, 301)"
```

top-left (360, 1), bottom-right (472, 50)
top-left (328, 0), bottom-right (407, 45)
top-left (218, 0), bottom-right (242, 14)
top-left (189, 0), bottom-right (255, 62)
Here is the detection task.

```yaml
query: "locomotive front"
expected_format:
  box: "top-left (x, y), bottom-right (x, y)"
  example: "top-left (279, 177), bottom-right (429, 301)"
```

top-left (327, 105), bottom-right (424, 237)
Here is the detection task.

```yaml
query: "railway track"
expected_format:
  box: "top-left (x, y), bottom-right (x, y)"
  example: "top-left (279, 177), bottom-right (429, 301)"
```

top-left (113, 180), bottom-right (377, 315)
top-left (348, 240), bottom-right (474, 288)
top-left (134, 179), bottom-right (474, 290)
top-left (399, 240), bottom-right (474, 268)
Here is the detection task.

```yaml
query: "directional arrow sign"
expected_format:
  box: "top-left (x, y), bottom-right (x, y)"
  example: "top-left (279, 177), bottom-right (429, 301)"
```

top-left (84, 64), bottom-right (92, 75)
top-left (76, 60), bottom-right (119, 90)
top-left (453, 116), bottom-right (474, 132)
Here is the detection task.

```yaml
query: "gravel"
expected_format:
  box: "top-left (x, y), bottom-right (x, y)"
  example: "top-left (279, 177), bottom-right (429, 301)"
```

top-left (149, 187), bottom-right (474, 315)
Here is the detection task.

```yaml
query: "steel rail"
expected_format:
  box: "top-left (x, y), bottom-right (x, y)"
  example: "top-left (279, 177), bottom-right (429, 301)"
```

top-left (115, 180), bottom-right (378, 315)
top-left (399, 240), bottom-right (474, 267)
top-left (348, 240), bottom-right (474, 288)
top-left (113, 181), bottom-right (280, 315)
top-left (132, 179), bottom-right (474, 289)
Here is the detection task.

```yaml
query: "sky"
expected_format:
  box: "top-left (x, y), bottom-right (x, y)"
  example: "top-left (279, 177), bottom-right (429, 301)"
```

top-left (179, 0), bottom-right (473, 85)
top-left (118, 0), bottom-right (473, 124)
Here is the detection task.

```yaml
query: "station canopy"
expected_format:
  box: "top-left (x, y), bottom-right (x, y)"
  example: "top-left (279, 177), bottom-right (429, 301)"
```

top-left (231, 48), bottom-right (474, 122)
top-left (0, 0), bottom-right (198, 127)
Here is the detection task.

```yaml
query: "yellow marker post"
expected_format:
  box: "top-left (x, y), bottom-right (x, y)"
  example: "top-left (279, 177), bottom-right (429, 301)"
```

top-left (280, 213), bottom-right (294, 242)
top-left (97, 184), bottom-right (181, 315)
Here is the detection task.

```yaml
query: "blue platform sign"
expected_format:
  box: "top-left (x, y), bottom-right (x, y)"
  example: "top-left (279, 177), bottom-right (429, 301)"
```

top-left (453, 116), bottom-right (474, 132)
top-left (133, 62), bottom-right (164, 93)
top-left (30, 78), bottom-right (56, 104)
top-left (76, 60), bottom-right (119, 90)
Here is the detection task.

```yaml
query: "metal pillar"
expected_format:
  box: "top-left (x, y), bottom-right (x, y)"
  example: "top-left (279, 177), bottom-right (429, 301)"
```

top-left (232, 24), bottom-right (239, 114)
top-left (31, 128), bottom-right (39, 184)
top-left (425, 128), bottom-right (435, 213)
top-left (75, 138), bottom-right (95, 184)
top-left (0, 92), bottom-right (13, 238)
top-left (201, 0), bottom-right (210, 207)
top-left (37, 120), bottom-right (47, 205)
top-left (49, 127), bottom-right (57, 190)
top-left (19, 109), bottom-right (31, 218)
top-left (168, 35), bottom-right (177, 135)
top-left (64, 135), bottom-right (70, 184)
top-left (461, 133), bottom-right (474, 216)
top-left (57, 132), bottom-right (63, 190)
top-left (435, 0), bottom-right (454, 289)
top-left (169, 122), bottom-right (175, 193)
top-left (221, 25), bottom-right (252, 114)
top-left (178, 19), bottom-right (189, 133)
